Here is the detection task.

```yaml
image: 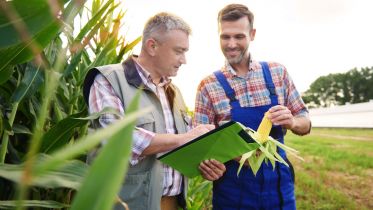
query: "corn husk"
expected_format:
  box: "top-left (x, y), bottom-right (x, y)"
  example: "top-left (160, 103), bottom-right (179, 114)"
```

top-left (236, 112), bottom-right (303, 176)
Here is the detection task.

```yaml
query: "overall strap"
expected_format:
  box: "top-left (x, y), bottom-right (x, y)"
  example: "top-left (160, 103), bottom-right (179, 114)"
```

top-left (214, 70), bottom-right (237, 103)
top-left (260, 62), bottom-right (286, 210)
top-left (260, 62), bottom-right (278, 105)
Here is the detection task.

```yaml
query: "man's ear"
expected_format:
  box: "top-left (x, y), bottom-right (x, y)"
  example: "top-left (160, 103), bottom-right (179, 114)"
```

top-left (145, 38), bottom-right (157, 56)
top-left (250, 28), bottom-right (256, 41)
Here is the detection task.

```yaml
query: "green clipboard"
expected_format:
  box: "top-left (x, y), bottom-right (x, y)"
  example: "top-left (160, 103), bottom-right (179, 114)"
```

top-left (157, 121), bottom-right (259, 178)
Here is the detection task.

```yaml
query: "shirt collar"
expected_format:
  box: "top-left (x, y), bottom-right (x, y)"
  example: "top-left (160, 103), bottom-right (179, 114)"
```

top-left (224, 54), bottom-right (254, 76)
top-left (133, 58), bottom-right (171, 88)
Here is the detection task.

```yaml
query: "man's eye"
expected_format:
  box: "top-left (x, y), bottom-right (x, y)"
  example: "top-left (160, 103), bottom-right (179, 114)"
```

top-left (220, 35), bottom-right (230, 40)
top-left (235, 35), bottom-right (246, 40)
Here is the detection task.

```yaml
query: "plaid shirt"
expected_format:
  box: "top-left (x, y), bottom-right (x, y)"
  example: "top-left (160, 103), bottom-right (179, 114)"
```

top-left (88, 60), bottom-right (182, 196)
top-left (193, 58), bottom-right (308, 126)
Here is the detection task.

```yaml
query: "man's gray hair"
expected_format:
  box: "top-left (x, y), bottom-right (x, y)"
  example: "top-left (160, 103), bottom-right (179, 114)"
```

top-left (142, 12), bottom-right (192, 46)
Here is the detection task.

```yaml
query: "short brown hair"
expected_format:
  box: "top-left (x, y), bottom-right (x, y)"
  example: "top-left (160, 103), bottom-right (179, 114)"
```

top-left (218, 4), bottom-right (254, 30)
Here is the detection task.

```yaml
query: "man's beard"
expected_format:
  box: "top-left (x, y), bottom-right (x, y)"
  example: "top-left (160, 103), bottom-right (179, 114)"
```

top-left (224, 46), bottom-right (249, 65)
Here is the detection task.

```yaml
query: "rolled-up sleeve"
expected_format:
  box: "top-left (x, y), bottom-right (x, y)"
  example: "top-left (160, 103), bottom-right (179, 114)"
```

top-left (88, 74), bottom-right (153, 165)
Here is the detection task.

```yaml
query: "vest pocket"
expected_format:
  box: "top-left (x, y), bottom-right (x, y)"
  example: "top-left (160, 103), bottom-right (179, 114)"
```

top-left (136, 115), bottom-right (155, 131)
top-left (119, 171), bottom-right (151, 209)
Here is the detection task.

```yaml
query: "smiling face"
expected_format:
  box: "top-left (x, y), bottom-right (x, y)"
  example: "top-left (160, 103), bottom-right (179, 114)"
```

top-left (152, 29), bottom-right (189, 78)
top-left (219, 16), bottom-right (256, 66)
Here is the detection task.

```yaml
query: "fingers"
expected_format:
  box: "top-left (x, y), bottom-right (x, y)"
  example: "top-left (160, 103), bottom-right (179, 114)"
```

top-left (195, 124), bottom-right (215, 131)
top-left (205, 124), bottom-right (216, 130)
top-left (188, 124), bottom-right (216, 139)
top-left (210, 159), bottom-right (226, 171)
top-left (199, 159), bottom-right (226, 181)
top-left (267, 105), bottom-right (294, 129)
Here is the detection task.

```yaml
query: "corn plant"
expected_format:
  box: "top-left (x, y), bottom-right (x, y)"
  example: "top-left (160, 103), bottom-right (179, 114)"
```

top-left (187, 176), bottom-right (213, 210)
top-left (0, 0), bottom-right (142, 209)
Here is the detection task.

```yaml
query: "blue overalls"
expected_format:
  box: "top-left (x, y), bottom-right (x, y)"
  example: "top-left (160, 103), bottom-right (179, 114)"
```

top-left (212, 62), bottom-right (296, 210)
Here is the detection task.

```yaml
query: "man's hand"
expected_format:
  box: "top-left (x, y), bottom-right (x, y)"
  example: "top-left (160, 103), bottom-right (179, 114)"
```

top-left (199, 159), bottom-right (226, 181)
top-left (267, 105), bottom-right (295, 129)
top-left (179, 124), bottom-right (215, 145)
top-left (267, 105), bottom-right (311, 135)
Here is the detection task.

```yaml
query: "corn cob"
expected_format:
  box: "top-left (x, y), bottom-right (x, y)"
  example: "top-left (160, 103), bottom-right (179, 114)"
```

top-left (255, 112), bottom-right (272, 143)
top-left (236, 112), bottom-right (303, 176)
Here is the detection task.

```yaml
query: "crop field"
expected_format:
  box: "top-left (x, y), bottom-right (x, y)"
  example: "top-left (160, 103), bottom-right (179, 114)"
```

top-left (187, 127), bottom-right (373, 210)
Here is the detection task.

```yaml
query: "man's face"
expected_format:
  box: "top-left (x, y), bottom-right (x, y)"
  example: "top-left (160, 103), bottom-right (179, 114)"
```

top-left (153, 30), bottom-right (189, 77)
top-left (219, 17), bottom-right (255, 65)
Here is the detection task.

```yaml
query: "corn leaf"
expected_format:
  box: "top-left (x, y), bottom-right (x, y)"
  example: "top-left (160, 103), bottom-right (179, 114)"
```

top-left (248, 152), bottom-right (266, 176)
top-left (0, 200), bottom-right (68, 209)
top-left (273, 151), bottom-right (289, 167)
top-left (0, 156), bottom-right (88, 189)
top-left (237, 150), bottom-right (254, 176)
top-left (10, 64), bottom-right (43, 103)
top-left (267, 140), bottom-right (277, 170)
top-left (33, 106), bottom-right (152, 176)
top-left (69, 90), bottom-right (144, 210)
top-left (0, 0), bottom-right (62, 71)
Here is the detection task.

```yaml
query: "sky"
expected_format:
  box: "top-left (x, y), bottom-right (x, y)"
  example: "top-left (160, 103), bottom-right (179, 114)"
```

top-left (121, 0), bottom-right (373, 108)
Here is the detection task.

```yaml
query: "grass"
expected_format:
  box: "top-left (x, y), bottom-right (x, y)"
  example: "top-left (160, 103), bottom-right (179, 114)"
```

top-left (187, 127), bottom-right (373, 210)
top-left (286, 128), bottom-right (373, 210)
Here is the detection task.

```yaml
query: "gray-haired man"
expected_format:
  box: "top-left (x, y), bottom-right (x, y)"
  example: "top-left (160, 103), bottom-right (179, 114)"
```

top-left (83, 12), bottom-right (225, 210)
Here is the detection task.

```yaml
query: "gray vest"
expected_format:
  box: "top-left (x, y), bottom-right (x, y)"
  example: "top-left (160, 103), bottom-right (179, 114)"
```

top-left (85, 59), bottom-right (189, 210)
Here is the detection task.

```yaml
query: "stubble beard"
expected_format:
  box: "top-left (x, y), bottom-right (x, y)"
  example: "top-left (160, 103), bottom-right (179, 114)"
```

top-left (225, 46), bottom-right (249, 65)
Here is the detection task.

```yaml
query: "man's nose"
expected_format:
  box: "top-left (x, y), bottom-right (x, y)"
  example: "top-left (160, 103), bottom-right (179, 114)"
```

top-left (180, 54), bottom-right (187, 64)
top-left (227, 37), bottom-right (237, 48)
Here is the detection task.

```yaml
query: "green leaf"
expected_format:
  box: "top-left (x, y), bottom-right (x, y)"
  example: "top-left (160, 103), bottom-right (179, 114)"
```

top-left (40, 112), bottom-right (87, 154)
top-left (258, 144), bottom-right (277, 162)
top-left (12, 124), bottom-right (32, 135)
top-left (0, 65), bottom-right (14, 84)
top-left (248, 152), bottom-right (266, 176)
top-left (40, 107), bottom-right (120, 154)
top-left (0, 200), bottom-right (69, 209)
top-left (63, 50), bottom-right (83, 77)
top-left (273, 151), bottom-right (289, 167)
top-left (33, 105), bottom-right (152, 176)
top-left (122, 36), bottom-right (142, 55)
top-left (0, 156), bottom-right (88, 189)
top-left (75, 107), bottom-right (121, 120)
top-left (62, 0), bottom-right (85, 26)
top-left (70, 90), bottom-right (142, 210)
top-left (237, 150), bottom-right (254, 176)
top-left (74, 0), bottom-right (114, 42)
top-left (0, 0), bottom-right (57, 48)
top-left (267, 141), bottom-right (277, 169)
top-left (0, 0), bottom-right (62, 71)
top-left (269, 138), bottom-right (304, 161)
top-left (10, 64), bottom-right (43, 103)
top-left (0, 111), bottom-right (3, 136)
top-left (88, 36), bottom-right (117, 68)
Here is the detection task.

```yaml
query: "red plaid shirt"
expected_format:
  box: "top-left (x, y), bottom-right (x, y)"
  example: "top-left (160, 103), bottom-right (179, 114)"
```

top-left (89, 60), bottom-right (183, 196)
top-left (193, 58), bottom-right (308, 126)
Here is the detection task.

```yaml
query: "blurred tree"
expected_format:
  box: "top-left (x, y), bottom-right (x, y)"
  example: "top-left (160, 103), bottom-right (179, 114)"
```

top-left (302, 66), bottom-right (373, 108)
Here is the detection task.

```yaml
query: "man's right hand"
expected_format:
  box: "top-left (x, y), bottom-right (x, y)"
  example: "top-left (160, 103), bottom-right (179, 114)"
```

top-left (180, 124), bottom-right (215, 145)
top-left (142, 124), bottom-right (215, 156)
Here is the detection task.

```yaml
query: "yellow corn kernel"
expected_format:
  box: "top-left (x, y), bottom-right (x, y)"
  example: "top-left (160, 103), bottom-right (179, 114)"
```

top-left (256, 112), bottom-right (272, 143)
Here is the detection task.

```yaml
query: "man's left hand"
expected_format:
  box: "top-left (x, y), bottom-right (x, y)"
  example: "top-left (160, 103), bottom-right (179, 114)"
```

top-left (267, 105), bottom-right (295, 129)
top-left (199, 159), bottom-right (226, 181)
